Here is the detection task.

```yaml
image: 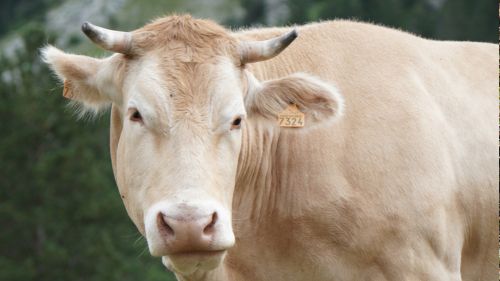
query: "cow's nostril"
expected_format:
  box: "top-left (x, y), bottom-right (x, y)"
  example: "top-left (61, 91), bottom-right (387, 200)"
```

top-left (158, 213), bottom-right (174, 236)
top-left (203, 212), bottom-right (218, 234)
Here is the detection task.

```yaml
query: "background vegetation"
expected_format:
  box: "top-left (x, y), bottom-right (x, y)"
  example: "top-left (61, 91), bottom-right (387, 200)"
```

top-left (0, 0), bottom-right (497, 280)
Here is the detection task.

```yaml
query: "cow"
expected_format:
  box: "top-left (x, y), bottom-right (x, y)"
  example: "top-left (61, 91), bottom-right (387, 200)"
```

top-left (41, 15), bottom-right (498, 281)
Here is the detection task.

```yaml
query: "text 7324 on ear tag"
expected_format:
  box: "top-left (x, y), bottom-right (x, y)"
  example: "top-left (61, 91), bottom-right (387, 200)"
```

top-left (278, 104), bottom-right (305, 128)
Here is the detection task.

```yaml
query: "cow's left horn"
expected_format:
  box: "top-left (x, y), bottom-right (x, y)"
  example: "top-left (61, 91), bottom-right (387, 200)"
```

top-left (239, 29), bottom-right (298, 64)
top-left (81, 22), bottom-right (133, 54)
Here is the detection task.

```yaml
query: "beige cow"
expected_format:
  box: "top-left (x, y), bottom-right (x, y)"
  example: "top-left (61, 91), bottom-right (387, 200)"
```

top-left (42, 15), bottom-right (498, 281)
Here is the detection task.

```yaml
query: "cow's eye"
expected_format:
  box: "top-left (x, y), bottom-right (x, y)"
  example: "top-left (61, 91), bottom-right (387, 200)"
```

top-left (231, 117), bottom-right (242, 130)
top-left (130, 109), bottom-right (143, 122)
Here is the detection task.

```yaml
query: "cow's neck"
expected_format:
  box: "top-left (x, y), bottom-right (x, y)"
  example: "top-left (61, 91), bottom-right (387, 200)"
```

top-left (234, 117), bottom-right (282, 222)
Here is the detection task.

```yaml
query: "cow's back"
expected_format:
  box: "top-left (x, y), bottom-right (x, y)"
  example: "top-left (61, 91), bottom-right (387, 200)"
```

top-left (232, 21), bottom-right (498, 280)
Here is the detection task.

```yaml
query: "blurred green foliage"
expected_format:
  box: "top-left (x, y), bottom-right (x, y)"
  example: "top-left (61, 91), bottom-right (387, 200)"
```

top-left (0, 0), bottom-right (62, 36)
top-left (0, 0), bottom-right (496, 281)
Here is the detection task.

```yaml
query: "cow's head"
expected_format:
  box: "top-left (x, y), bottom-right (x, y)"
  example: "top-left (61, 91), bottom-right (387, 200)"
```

top-left (42, 15), bottom-right (343, 277)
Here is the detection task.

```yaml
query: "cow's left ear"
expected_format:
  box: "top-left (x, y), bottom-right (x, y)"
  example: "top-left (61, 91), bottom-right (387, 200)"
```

top-left (244, 71), bottom-right (344, 127)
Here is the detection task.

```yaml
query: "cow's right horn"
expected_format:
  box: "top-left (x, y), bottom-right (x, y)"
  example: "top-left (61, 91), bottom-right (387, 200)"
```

top-left (239, 29), bottom-right (298, 64)
top-left (81, 22), bottom-right (133, 54)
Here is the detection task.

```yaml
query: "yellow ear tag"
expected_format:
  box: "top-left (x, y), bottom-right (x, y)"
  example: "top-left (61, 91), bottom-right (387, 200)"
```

top-left (63, 80), bottom-right (74, 99)
top-left (278, 104), bottom-right (305, 128)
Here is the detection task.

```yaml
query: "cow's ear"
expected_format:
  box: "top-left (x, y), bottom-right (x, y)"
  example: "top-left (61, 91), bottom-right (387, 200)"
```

top-left (244, 72), bottom-right (344, 127)
top-left (41, 45), bottom-right (122, 114)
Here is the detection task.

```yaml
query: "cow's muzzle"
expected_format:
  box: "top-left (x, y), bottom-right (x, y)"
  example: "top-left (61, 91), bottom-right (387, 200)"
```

top-left (145, 201), bottom-right (235, 260)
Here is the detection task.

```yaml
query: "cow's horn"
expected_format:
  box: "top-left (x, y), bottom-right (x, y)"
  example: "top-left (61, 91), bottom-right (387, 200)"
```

top-left (239, 29), bottom-right (298, 64)
top-left (81, 22), bottom-right (133, 54)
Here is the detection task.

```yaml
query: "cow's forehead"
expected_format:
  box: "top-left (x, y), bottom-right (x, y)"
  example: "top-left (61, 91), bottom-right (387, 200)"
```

top-left (123, 53), bottom-right (245, 129)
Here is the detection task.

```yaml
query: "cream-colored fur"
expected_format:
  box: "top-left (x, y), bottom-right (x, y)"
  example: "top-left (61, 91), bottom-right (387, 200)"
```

top-left (42, 15), bottom-right (498, 281)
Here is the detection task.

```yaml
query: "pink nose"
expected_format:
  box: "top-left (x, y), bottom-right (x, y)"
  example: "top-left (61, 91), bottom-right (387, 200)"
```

top-left (157, 211), bottom-right (218, 254)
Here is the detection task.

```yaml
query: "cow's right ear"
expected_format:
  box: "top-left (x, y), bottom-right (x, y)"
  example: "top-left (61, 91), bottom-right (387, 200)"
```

top-left (41, 45), bottom-right (121, 114)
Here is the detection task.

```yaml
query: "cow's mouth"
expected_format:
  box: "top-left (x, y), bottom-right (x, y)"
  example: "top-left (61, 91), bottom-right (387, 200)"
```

top-left (163, 250), bottom-right (227, 275)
